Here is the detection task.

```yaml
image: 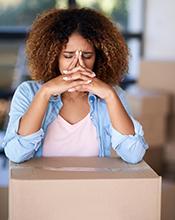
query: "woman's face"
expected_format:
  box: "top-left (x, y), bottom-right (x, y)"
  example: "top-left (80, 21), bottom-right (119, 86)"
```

top-left (59, 32), bottom-right (96, 74)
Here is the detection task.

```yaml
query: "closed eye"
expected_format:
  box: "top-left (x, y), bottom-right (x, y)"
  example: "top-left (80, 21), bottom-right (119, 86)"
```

top-left (63, 54), bottom-right (74, 59)
top-left (63, 51), bottom-right (94, 59)
top-left (82, 54), bottom-right (93, 59)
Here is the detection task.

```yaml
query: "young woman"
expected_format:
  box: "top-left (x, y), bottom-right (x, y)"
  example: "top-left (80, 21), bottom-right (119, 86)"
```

top-left (2, 8), bottom-right (148, 163)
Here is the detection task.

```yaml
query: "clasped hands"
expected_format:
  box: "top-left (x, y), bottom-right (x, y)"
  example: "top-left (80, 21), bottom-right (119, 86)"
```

top-left (62, 50), bottom-right (114, 100)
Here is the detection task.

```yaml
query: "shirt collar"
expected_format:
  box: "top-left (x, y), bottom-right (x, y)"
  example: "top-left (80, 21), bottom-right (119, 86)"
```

top-left (88, 92), bottom-right (97, 102)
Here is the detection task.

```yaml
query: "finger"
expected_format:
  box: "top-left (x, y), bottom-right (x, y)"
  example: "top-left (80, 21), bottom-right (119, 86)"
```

top-left (67, 80), bottom-right (92, 92)
top-left (64, 66), bottom-right (85, 74)
top-left (69, 79), bottom-right (92, 88)
top-left (80, 70), bottom-right (96, 78)
top-left (63, 72), bottom-right (93, 81)
top-left (69, 50), bottom-right (79, 70)
top-left (68, 88), bottom-right (76, 92)
top-left (79, 51), bottom-right (86, 68)
top-left (64, 68), bottom-right (96, 78)
top-left (67, 63), bottom-right (93, 74)
top-left (73, 84), bottom-right (91, 92)
top-left (63, 50), bottom-right (79, 73)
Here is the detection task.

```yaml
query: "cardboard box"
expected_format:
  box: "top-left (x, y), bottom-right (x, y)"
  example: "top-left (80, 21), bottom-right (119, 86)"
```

top-left (167, 114), bottom-right (175, 141)
top-left (9, 157), bottom-right (161, 220)
top-left (126, 85), bottom-right (168, 146)
top-left (164, 142), bottom-right (175, 163)
top-left (0, 187), bottom-right (8, 220)
top-left (144, 147), bottom-right (164, 176)
top-left (170, 95), bottom-right (175, 113)
top-left (163, 142), bottom-right (175, 181)
top-left (138, 61), bottom-right (175, 94)
top-left (161, 180), bottom-right (175, 220)
top-left (126, 85), bottom-right (170, 116)
top-left (136, 115), bottom-right (167, 146)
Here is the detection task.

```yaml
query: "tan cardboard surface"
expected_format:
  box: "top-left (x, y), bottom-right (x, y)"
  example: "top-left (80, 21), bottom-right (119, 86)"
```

top-left (138, 61), bottom-right (175, 94)
top-left (162, 180), bottom-right (175, 220)
top-left (164, 142), bottom-right (175, 163)
top-left (10, 157), bottom-right (158, 180)
top-left (136, 115), bottom-right (167, 146)
top-left (167, 114), bottom-right (175, 141)
top-left (0, 187), bottom-right (8, 220)
top-left (9, 157), bottom-right (161, 220)
top-left (126, 85), bottom-right (170, 116)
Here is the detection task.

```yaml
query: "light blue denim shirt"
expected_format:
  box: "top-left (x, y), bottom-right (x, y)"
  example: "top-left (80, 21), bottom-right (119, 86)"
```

top-left (2, 80), bottom-right (148, 163)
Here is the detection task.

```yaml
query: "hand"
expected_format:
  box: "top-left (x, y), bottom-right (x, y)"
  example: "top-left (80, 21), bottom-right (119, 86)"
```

top-left (62, 51), bottom-right (114, 100)
top-left (42, 74), bottom-right (93, 98)
top-left (74, 77), bottom-right (115, 100)
top-left (41, 50), bottom-right (93, 97)
top-left (62, 50), bottom-right (96, 91)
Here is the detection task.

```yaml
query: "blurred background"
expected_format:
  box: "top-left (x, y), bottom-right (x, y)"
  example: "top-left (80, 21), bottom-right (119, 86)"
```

top-left (0, 0), bottom-right (175, 219)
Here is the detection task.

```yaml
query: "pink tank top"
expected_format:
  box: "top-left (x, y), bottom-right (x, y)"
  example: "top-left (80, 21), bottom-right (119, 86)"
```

top-left (42, 113), bottom-right (99, 157)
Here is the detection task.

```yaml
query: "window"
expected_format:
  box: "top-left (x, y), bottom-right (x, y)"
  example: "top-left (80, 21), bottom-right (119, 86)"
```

top-left (0, 0), bottom-right (144, 94)
top-left (0, 0), bottom-right (57, 26)
top-left (76, 0), bottom-right (145, 79)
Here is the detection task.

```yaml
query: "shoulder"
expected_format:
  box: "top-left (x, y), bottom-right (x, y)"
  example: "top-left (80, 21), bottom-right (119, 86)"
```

top-left (13, 80), bottom-right (42, 99)
top-left (15, 80), bottom-right (42, 94)
top-left (10, 80), bottom-right (42, 109)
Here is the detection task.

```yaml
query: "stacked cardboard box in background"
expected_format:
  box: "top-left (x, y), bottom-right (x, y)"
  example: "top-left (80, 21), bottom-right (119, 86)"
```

top-left (126, 85), bottom-right (170, 175)
top-left (165, 95), bottom-right (175, 177)
top-left (0, 154), bottom-right (9, 220)
top-left (0, 187), bottom-right (8, 220)
top-left (138, 61), bottom-right (175, 94)
top-left (137, 60), bottom-right (175, 175)
top-left (161, 180), bottom-right (175, 220)
top-left (164, 142), bottom-right (175, 180)
top-left (137, 60), bottom-right (175, 220)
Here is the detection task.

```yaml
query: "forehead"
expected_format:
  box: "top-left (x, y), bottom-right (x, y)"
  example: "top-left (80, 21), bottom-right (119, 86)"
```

top-left (64, 33), bottom-right (94, 51)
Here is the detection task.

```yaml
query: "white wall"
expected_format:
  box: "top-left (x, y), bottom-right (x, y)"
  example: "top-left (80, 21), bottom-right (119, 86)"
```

top-left (128, 0), bottom-right (144, 78)
top-left (144, 0), bottom-right (175, 60)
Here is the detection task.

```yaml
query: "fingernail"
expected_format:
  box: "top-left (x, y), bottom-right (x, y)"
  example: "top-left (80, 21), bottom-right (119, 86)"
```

top-left (63, 70), bottom-right (68, 74)
top-left (75, 50), bottom-right (79, 56)
top-left (92, 72), bottom-right (96, 77)
top-left (68, 88), bottom-right (75, 92)
top-left (63, 77), bottom-right (69, 81)
top-left (79, 51), bottom-right (82, 56)
top-left (86, 80), bottom-right (92, 84)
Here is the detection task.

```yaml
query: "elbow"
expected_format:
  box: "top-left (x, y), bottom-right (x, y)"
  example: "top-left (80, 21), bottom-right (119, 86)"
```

top-left (122, 136), bottom-right (148, 164)
top-left (4, 147), bottom-right (25, 163)
top-left (116, 142), bottom-right (147, 164)
top-left (126, 154), bottom-right (143, 164)
top-left (125, 148), bottom-right (146, 164)
top-left (3, 137), bottom-right (37, 163)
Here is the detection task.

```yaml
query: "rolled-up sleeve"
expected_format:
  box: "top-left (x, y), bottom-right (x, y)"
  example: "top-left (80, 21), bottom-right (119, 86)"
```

top-left (110, 86), bottom-right (149, 164)
top-left (2, 82), bottom-right (44, 163)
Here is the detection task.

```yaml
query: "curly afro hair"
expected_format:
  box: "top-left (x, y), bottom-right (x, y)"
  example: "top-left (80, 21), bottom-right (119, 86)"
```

top-left (26, 8), bottom-right (129, 85)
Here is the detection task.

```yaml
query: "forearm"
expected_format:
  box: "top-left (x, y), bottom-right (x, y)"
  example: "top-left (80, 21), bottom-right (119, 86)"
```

top-left (18, 86), bottom-right (50, 136)
top-left (105, 89), bottom-right (135, 135)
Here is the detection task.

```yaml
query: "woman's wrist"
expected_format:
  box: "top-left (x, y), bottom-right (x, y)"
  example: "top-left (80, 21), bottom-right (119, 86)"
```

top-left (104, 88), bottom-right (117, 103)
top-left (38, 85), bottom-right (52, 102)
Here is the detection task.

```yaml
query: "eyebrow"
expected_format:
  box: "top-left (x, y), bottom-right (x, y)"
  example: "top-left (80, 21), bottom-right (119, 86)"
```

top-left (63, 51), bottom-right (94, 54)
